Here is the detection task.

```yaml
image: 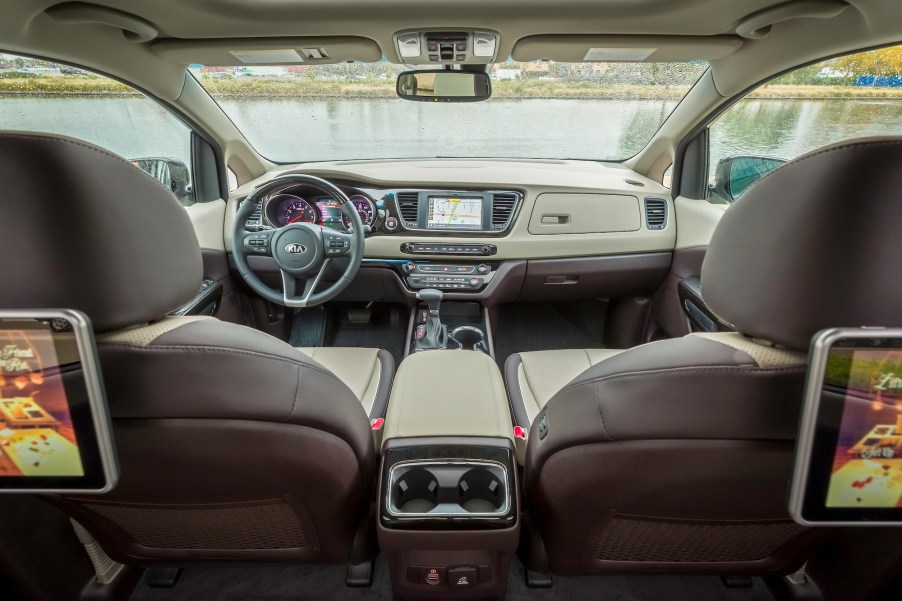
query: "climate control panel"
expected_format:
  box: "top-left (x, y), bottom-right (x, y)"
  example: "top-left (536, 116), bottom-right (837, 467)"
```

top-left (402, 261), bottom-right (494, 291)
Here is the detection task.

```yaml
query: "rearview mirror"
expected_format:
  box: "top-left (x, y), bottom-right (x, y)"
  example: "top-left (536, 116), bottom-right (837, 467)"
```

top-left (396, 70), bottom-right (491, 102)
top-left (709, 155), bottom-right (786, 203)
top-left (129, 157), bottom-right (194, 205)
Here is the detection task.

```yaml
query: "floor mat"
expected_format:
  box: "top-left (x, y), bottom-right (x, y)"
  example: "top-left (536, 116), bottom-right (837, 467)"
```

top-left (323, 303), bottom-right (406, 367)
top-left (493, 300), bottom-right (608, 367)
top-left (129, 557), bottom-right (774, 601)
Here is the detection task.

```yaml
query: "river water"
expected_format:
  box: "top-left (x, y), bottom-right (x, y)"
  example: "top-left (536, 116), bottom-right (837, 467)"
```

top-left (2, 96), bottom-right (901, 171)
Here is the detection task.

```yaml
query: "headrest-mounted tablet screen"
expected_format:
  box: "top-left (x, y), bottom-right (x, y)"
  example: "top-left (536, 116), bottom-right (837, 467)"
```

top-left (0, 310), bottom-right (117, 493)
top-left (790, 328), bottom-right (902, 525)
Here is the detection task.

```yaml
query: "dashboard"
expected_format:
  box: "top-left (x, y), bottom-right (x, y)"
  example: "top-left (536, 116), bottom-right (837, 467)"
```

top-left (262, 185), bottom-right (376, 230)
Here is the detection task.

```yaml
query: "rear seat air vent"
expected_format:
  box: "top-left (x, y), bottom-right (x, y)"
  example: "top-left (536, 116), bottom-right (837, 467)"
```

top-left (491, 192), bottom-right (519, 229)
top-left (644, 197), bottom-right (668, 230)
top-left (396, 192), bottom-right (420, 225)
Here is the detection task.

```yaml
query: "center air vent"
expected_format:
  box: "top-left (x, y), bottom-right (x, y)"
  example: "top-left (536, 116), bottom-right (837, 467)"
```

top-left (396, 192), bottom-right (420, 225)
top-left (644, 197), bottom-right (668, 230)
top-left (491, 192), bottom-right (519, 230)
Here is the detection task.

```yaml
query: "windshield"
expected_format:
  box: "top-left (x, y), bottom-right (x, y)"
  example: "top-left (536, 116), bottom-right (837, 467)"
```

top-left (198, 61), bottom-right (708, 162)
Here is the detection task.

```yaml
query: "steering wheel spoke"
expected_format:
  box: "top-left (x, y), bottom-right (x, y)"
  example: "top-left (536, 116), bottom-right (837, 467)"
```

top-left (281, 259), bottom-right (333, 308)
top-left (241, 231), bottom-right (274, 256)
top-left (323, 229), bottom-right (353, 258)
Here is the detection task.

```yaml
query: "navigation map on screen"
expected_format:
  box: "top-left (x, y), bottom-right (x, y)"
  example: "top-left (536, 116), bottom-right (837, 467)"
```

top-left (0, 324), bottom-right (84, 477)
top-left (825, 348), bottom-right (902, 508)
top-left (427, 196), bottom-right (482, 229)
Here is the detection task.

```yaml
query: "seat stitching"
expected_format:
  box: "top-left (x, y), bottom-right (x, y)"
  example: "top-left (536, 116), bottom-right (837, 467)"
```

top-left (569, 364), bottom-right (805, 390)
top-left (595, 380), bottom-right (610, 440)
top-left (101, 343), bottom-right (338, 379)
top-left (485, 356), bottom-right (502, 435)
top-left (285, 365), bottom-right (303, 421)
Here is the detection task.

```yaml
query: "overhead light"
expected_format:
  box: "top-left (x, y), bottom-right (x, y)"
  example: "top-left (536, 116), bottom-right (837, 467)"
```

top-left (473, 32), bottom-right (497, 58)
top-left (398, 33), bottom-right (421, 58)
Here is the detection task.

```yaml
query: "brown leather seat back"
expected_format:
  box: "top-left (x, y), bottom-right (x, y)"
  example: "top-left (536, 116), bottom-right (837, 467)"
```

top-left (0, 133), bottom-right (376, 565)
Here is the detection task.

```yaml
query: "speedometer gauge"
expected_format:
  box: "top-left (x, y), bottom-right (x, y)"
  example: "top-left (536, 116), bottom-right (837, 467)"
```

top-left (278, 195), bottom-right (318, 226)
top-left (342, 194), bottom-right (376, 229)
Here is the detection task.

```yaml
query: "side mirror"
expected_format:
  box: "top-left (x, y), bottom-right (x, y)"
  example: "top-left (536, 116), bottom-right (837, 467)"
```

top-left (396, 70), bottom-right (492, 102)
top-left (129, 157), bottom-right (193, 205)
top-left (709, 155), bottom-right (785, 202)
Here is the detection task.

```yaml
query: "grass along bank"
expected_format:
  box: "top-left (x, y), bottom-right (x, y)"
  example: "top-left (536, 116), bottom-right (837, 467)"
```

top-left (2, 76), bottom-right (902, 99)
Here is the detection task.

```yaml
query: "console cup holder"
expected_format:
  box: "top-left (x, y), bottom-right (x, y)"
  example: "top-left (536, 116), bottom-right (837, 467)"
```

top-left (457, 467), bottom-right (505, 513)
top-left (450, 326), bottom-right (486, 351)
top-left (386, 461), bottom-right (509, 517)
top-left (391, 467), bottom-right (439, 513)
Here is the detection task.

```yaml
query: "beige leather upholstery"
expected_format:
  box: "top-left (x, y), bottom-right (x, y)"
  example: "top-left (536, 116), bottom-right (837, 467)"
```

top-left (296, 347), bottom-right (386, 417)
top-left (505, 349), bottom-right (623, 426)
top-left (383, 350), bottom-right (513, 442)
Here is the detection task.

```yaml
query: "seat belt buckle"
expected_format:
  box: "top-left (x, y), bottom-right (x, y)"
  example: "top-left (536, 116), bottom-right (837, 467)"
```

top-left (513, 426), bottom-right (527, 440)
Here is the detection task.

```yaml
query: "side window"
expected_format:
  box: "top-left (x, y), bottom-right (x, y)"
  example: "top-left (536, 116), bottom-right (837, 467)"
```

top-left (707, 44), bottom-right (902, 204)
top-left (0, 54), bottom-right (195, 205)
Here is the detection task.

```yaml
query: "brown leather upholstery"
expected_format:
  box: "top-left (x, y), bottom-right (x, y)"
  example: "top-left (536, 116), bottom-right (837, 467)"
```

top-left (518, 138), bottom-right (902, 575)
top-left (0, 133), bottom-right (381, 565)
top-left (702, 137), bottom-right (902, 351)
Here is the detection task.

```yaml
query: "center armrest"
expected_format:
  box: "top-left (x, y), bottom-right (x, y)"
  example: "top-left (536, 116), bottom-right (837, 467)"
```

top-left (383, 350), bottom-right (514, 442)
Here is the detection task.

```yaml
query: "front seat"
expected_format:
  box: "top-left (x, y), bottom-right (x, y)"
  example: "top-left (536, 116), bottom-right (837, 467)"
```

top-left (508, 138), bottom-right (902, 576)
top-left (0, 132), bottom-right (392, 565)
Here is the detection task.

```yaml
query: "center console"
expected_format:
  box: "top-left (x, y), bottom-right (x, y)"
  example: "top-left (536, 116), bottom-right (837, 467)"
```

top-left (378, 350), bottom-right (518, 600)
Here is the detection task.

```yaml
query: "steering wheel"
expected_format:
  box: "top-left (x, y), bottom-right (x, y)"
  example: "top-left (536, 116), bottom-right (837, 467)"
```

top-left (232, 174), bottom-right (365, 308)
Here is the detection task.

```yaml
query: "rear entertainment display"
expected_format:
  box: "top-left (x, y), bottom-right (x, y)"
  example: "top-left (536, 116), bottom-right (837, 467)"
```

top-left (427, 196), bottom-right (482, 229)
top-left (790, 328), bottom-right (902, 525)
top-left (0, 310), bottom-right (117, 493)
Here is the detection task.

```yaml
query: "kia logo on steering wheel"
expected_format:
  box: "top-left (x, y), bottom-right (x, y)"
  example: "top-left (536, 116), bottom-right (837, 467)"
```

top-left (284, 243), bottom-right (308, 254)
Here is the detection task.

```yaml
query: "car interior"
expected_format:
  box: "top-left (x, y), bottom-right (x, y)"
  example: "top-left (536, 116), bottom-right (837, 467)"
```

top-left (1, 1), bottom-right (902, 600)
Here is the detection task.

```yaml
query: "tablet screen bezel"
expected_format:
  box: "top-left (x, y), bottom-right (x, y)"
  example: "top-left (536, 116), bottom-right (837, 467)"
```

top-left (0, 309), bottom-right (118, 493)
top-left (790, 328), bottom-right (902, 525)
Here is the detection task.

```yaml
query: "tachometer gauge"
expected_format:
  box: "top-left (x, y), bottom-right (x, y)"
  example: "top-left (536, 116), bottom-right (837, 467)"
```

top-left (342, 194), bottom-right (376, 229)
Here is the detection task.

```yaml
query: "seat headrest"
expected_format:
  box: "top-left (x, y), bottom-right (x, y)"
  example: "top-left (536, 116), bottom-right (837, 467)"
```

top-left (701, 137), bottom-right (902, 351)
top-left (0, 132), bottom-right (202, 333)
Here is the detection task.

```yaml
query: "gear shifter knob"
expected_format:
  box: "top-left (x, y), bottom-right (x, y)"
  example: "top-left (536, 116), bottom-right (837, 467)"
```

top-left (417, 288), bottom-right (443, 314)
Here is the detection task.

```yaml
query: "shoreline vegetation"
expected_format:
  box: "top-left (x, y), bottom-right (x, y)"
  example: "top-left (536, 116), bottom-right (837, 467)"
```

top-left (2, 77), bottom-right (902, 99)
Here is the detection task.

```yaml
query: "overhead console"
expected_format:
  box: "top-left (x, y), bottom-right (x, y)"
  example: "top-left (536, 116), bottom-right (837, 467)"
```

top-left (395, 30), bottom-right (499, 65)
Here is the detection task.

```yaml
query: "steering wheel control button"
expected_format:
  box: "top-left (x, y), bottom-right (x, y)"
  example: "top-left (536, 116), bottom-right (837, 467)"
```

top-left (448, 566), bottom-right (478, 588)
top-left (244, 233), bottom-right (272, 253)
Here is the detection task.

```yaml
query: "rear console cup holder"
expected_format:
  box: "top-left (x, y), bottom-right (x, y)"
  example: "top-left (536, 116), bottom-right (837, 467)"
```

top-left (392, 467), bottom-right (440, 513)
top-left (386, 461), bottom-right (509, 518)
top-left (449, 326), bottom-right (487, 352)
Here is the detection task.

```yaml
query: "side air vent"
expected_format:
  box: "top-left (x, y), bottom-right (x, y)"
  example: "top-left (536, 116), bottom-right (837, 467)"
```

top-left (244, 199), bottom-right (264, 231)
top-left (491, 192), bottom-right (519, 229)
top-left (397, 192), bottom-right (420, 225)
top-left (644, 197), bottom-right (668, 230)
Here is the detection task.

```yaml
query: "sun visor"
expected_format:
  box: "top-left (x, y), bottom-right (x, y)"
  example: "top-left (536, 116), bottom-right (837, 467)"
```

top-left (152, 37), bottom-right (382, 65)
top-left (511, 35), bottom-right (743, 62)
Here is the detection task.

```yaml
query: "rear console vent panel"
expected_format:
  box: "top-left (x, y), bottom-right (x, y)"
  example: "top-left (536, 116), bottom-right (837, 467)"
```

top-left (396, 192), bottom-right (420, 226)
top-left (644, 197), bottom-right (668, 230)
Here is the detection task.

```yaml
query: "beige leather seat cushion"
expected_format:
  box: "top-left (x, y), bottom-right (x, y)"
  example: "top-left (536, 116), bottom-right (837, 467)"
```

top-left (504, 349), bottom-right (623, 426)
top-left (296, 347), bottom-right (391, 419)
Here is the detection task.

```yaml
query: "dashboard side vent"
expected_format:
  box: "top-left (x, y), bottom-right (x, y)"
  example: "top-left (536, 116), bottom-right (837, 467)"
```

top-left (396, 192), bottom-right (420, 225)
top-left (491, 192), bottom-right (519, 229)
top-left (644, 197), bottom-right (668, 230)
top-left (244, 199), bottom-right (264, 231)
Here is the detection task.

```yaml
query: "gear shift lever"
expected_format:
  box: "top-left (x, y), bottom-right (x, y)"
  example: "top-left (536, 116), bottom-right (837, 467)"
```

top-left (416, 288), bottom-right (446, 351)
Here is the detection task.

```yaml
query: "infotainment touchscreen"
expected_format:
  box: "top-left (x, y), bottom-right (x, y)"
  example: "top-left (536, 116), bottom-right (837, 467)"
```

top-left (427, 196), bottom-right (483, 229)
top-left (0, 310), bottom-right (117, 493)
top-left (790, 328), bottom-right (902, 525)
